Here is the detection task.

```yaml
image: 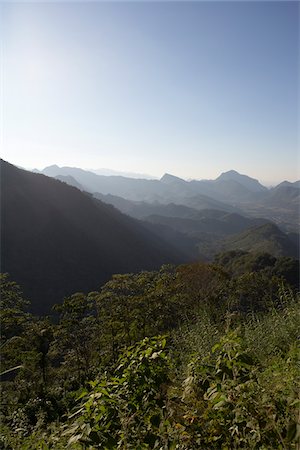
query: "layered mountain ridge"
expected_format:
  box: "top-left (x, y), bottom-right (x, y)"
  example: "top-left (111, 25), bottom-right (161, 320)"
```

top-left (2, 161), bottom-right (298, 313)
top-left (1, 160), bottom-right (187, 314)
top-left (38, 165), bottom-right (299, 232)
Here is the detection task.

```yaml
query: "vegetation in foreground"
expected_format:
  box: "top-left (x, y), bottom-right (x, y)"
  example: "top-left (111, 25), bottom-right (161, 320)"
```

top-left (1, 253), bottom-right (299, 449)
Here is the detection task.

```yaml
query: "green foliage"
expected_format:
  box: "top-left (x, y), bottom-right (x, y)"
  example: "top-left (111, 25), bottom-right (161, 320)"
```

top-left (93, 266), bottom-right (180, 350)
top-left (62, 336), bottom-right (172, 449)
top-left (53, 293), bottom-right (99, 383)
top-left (227, 271), bottom-right (284, 314)
top-left (180, 324), bottom-right (300, 449)
top-left (215, 250), bottom-right (299, 289)
top-left (244, 286), bottom-right (300, 363)
top-left (182, 288), bottom-right (300, 448)
top-left (1, 266), bottom-right (299, 449)
top-left (0, 273), bottom-right (30, 344)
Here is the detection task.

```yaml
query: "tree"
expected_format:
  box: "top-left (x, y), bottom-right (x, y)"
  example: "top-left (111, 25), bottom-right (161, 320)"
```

top-left (0, 273), bottom-right (31, 344)
top-left (53, 293), bottom-right (98, 384)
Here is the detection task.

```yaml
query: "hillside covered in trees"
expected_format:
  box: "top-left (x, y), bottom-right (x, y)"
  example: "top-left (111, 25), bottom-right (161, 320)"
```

top-left (0, 160), bottom-right (186, 314)
top-left (1, 256), bottom-right (299, 449)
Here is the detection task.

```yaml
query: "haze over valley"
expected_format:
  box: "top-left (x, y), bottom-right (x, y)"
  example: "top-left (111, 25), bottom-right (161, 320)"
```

top-left (39, 163), bottom-right (300, 233)
top-left (1, 159), bottom-right (299, 314)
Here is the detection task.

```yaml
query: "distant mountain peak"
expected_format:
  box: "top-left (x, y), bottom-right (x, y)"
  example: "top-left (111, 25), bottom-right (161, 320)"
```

top-left (44, 164), bottom-right (60, 170)
top-left (160, 173), bottom-right (186, 184)
top-left (222, 170), bottom-right (240, 176)
top-left (216, 170), bottom-right (267, 192)
top-left (218, 169), bottom-right (256, 180)
top-left (275, 180), bottom-right (300, 189)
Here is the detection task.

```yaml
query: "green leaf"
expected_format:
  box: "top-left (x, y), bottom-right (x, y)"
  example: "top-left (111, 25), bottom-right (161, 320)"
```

top-left (287, 422), bottom-right (300, 442)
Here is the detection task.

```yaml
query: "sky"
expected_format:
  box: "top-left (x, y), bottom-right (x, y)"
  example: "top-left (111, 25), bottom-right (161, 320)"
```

top-left (0, 1), bottom-right (299, 185)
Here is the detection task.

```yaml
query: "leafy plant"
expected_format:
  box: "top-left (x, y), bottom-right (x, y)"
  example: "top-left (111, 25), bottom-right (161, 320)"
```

top-left (181, 326), bottom-right (300, 449)
top-left (63, 336), bottom-right (173, 449)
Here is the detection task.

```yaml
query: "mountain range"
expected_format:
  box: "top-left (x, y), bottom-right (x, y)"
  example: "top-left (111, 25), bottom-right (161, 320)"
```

top-left (1, 160), bottom-right (187, 314)
top-left (89, 168), bottom-right (157, 179)
top-left (37, 164), bottom-right (299, 232)
top-left (39, 165), bottom-right (300, 258)
top-left (2, 160), bottom-right (299, 313)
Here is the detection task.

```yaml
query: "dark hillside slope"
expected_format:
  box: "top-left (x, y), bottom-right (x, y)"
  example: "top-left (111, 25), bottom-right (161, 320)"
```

top-left (55, 174), bottom-right (84, 191)
top-left (1, 160), bottom-right (185, 314)
top-left (144, 212), bottom-right (269, 236)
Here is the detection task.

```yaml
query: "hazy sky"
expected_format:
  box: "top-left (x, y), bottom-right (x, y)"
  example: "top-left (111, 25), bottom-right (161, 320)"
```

top-left (1, 1), bottom-right (299, 184)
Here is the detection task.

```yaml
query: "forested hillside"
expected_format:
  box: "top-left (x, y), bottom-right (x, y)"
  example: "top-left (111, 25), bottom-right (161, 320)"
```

top-left (1, 256), bottom-right (299, 449)
top-left (1, 161), bottom-right (299, 448)
top-left (0, 160), bottom-right (186, 314)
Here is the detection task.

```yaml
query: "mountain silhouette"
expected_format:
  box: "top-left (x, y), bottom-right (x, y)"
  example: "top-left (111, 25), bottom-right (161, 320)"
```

top-left (215, 170), bottom-right (267, 192)
top-left (39, 165), bottom-right (243, 210)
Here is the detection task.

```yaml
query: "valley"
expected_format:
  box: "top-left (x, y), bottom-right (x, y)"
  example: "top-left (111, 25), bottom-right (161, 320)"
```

top-left (1, 159), bottom-right (298, 315)
top-left (37, 163), bottom-right (300, 261)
